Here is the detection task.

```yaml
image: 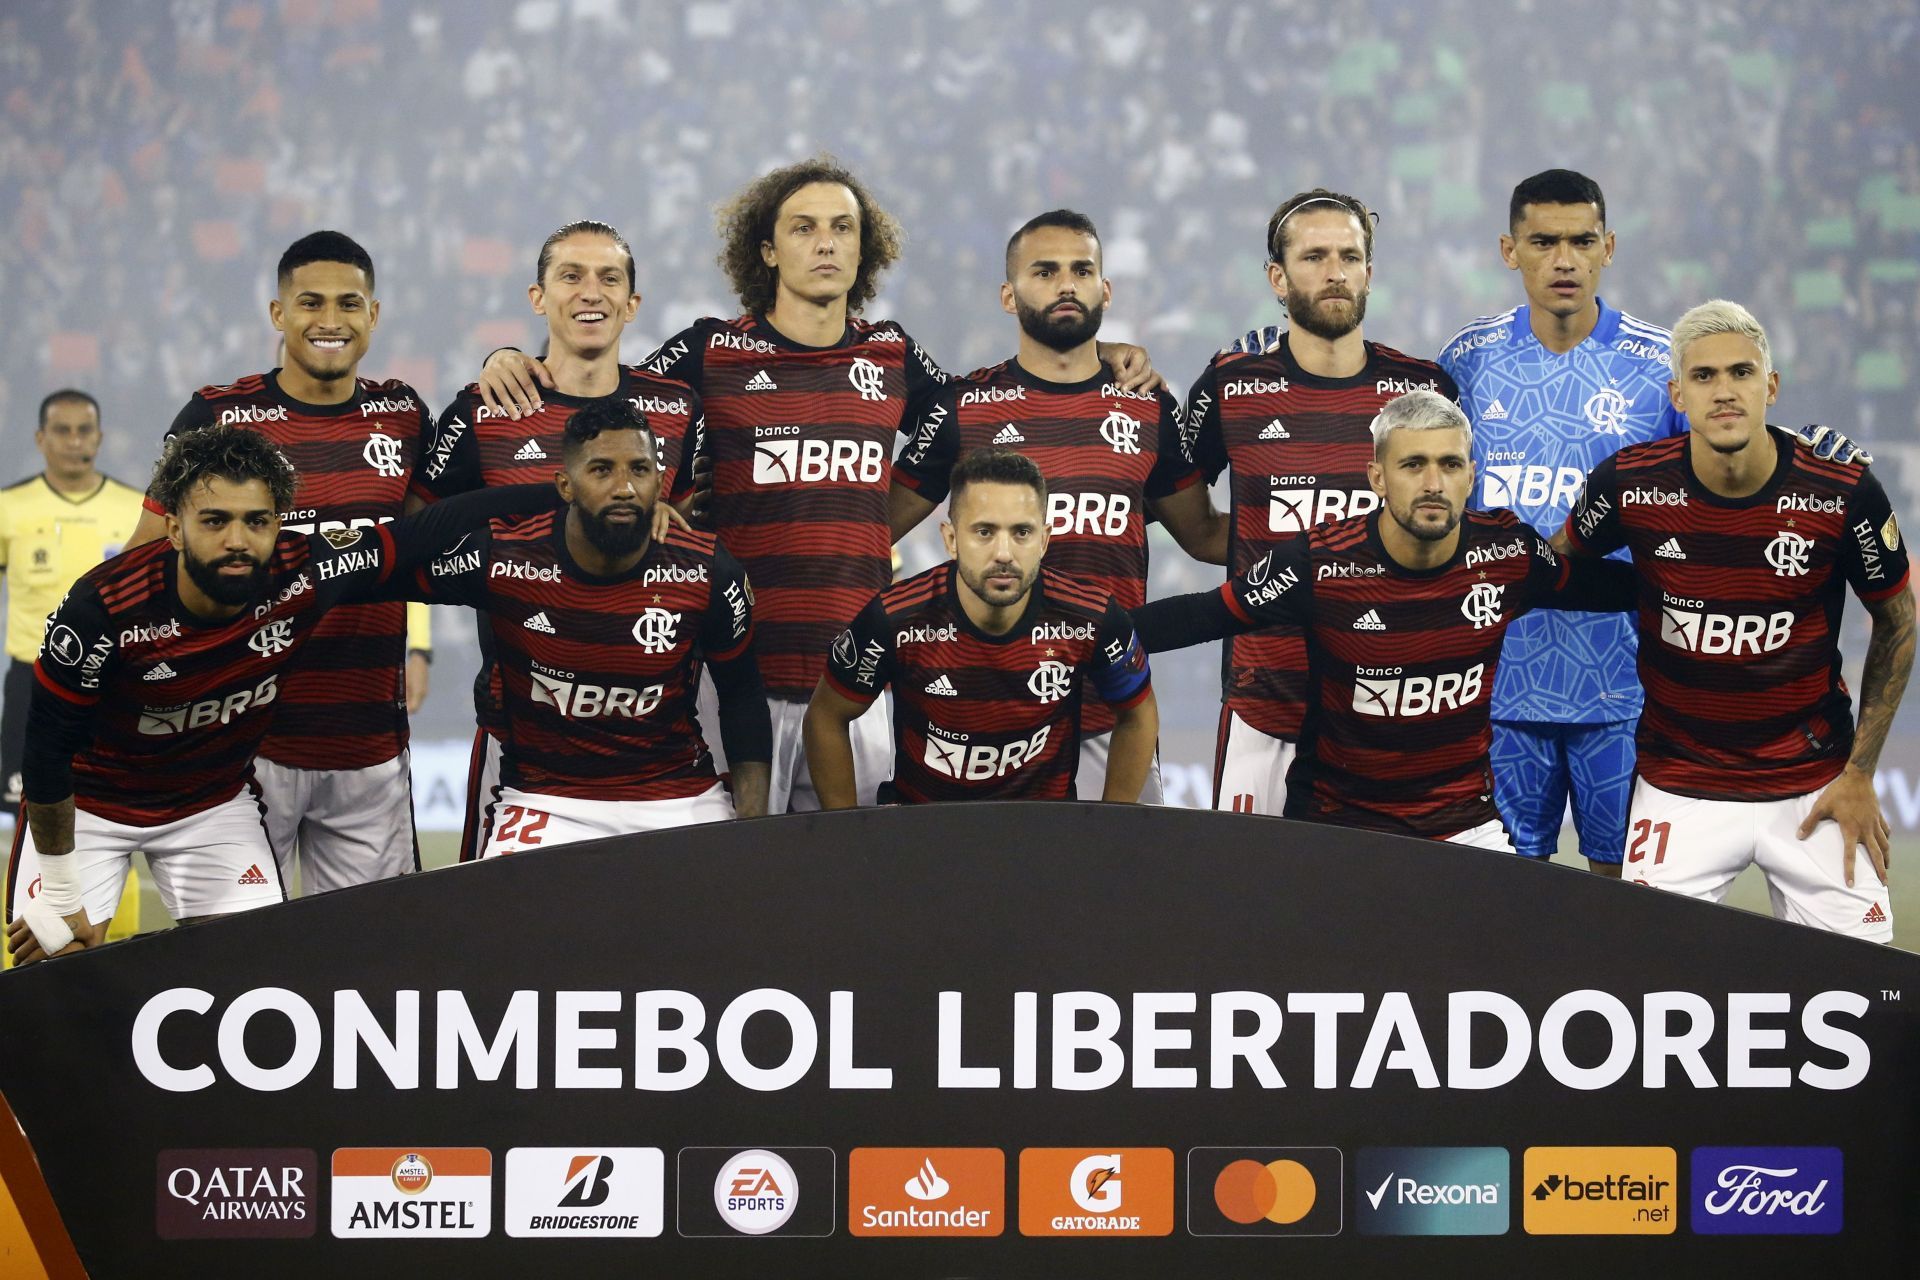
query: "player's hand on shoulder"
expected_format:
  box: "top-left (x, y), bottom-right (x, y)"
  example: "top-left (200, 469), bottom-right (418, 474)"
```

top-left (477, 349), bottom-right (554, 420)
top-left (1792, 423), bottom-right (1873, 465)
top-left (1098, 341), bottom-right (1165, 395)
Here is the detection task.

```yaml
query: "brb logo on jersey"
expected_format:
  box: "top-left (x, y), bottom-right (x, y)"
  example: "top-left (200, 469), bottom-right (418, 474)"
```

top-left (631, 609), bottom-right (681, 654)
top-left (139, 675), bottom-right (279, 735)
top-left (1049, 492), bottom-right (1131, 537)
top-left (529, 670), bottom-right (664, 720)
top-left (363, 432), bottom-right (406, 478)
top-left (924, 723), bottom-right (1051, 781)
top-left (1100, 410), bottom-right (1142, 455)
top-left (1269, 479), bottom-right (1378, 533)
top-left (752, 435), bottom-right (887, 486)
top-left (1352, 664), bottom-right (1485, 718)
top-left (1659, 596), bottom-right (1795, 656)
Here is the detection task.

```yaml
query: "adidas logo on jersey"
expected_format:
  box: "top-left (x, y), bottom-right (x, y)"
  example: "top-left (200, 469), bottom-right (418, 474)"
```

top-left (745, 369), bottom-right (778, 391)
top-left (237, 864), bottom-right (270, 886)
top-left (924, 674), bottom-right (959, 696)
top-left (1352, 609), bottom-right (1387, 631)
top-left (1258, 419), bottom-right (1291, 440)
top-left (1654, 538), bottom-right (1687, 560)
top-left (993, 424), bottom-right (1026, 445)
top-left (142, 662), bottom-right (178, 682)
top-left (1864, 902), bottom-right (1888, 925)
top-left (523, 611), bottom-right (557, 633)
top-left (1483, 398), bottom-right (1510, 421)
top-left (513, 440), bottom-right (548, 461)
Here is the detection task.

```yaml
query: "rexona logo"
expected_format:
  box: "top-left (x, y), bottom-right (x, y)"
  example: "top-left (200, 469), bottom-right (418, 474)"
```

top-left (1521, 1146), bottom-right (1675, 1235)
top-left (156, 1148), bottom-right (315, 1240)
top-left (504, 1147), bottom-right (664, 1237)
top-left (752, 437), bottom-right (887, 485)
top-left (1018, 1147), bottom-right (1172, 1237)
top-left (1186, 1147), bottom-right (1341, 1237)
top-left (330, 1147), bottom-right (491, 1238)
top-left (1690, 1146), bottom-right (1842, 1235)
top-left (1354, 1146), bottom-right (1507, 1236)
top-left (676, 1146), bottom-right (836, 1238)
top-left (848, 1147), bottom-right (1004, 1236)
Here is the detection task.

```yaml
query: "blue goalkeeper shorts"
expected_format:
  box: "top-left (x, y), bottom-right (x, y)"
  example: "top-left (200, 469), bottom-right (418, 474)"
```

top-left (1490, 719), bottom-right (1636, 863)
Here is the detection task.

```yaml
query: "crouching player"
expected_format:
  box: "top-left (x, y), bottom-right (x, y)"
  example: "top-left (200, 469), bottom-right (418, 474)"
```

top-left (7, 426), bottom-right (557, 963)
top-left (398, 399), bottom-right (770, 855)
top-left (804, 447), bottom-right (1157, 804)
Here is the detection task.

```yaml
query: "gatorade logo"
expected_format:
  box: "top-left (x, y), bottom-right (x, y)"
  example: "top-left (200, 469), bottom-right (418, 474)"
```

top-left (1018, 1147), bottom-right (1172, 1237)
top-left (1186, 1147), bottom-right (1343, 1237)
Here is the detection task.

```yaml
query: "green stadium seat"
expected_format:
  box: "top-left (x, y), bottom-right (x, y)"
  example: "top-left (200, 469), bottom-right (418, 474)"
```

top-left (1791, 269), bottom-right (1846, 309)
top-left (1433, 45), bottom-right (1468, 90)
top-left (1856, 350), bottom-right (1906, 392)
top-left (1804, 215), bottom-right (1857, 250)
top-left (1879, 194), bottom-right (1920, 234)
top-left (1859, 173), bottom-right (1900, 218)
top-left (1391, 91), bottom-right (1439, 127)
top-left (1539, 83), bottom-right (1593, 125)
top-left (1662, 259), bottom-right (1710, 293)
top-left (1728, 50), bottom-right (1778, 90)
top-left (1867, 258), bottom-right (1920, 284)
top-left (1429, 180), bottom-right (1482, 226)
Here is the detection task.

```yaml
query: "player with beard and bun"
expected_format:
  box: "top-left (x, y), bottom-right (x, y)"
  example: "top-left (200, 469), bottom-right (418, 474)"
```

top-left (1191, 189), bottom-right (1456, 817)
top-left (476, 158), bottom-right (1161, 813)
top-left (901, 210), bottom-right (1226, 802)
top-left (416, 220), bottom-right (702, 862)
top-left (123, 231), bottom-right (433, 897)
top-left (804, 447), bottom-right (1157, 805)
top-left (1556, 301), bottom-right (1915, 942)
top-left (397, 400), bottom-right (769, 856)
top-left (5, 427), bottom-right (558, 964)
top-left (1132, 392), bottom-right (1634, 845)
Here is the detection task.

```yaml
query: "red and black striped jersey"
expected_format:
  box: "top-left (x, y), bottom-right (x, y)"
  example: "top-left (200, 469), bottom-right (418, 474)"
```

top-left (404, 516), bottom-right (750, 801)
top-left (1564, 427), bottom-right (1911, 800)
top-left (1185, 335), bottom-right (1456, 739)
top-left (907, 359), bottom-right (1200, 736)
top-left (31, 523), bottom-right (410, 825)
top-left (154, 371), bottom-right (429, 770)
top-left (642, 314), bottom-right (951, 697)
top-left (418, 367), bottom-right (702, 735)
top-left (1210, 509), bottom-right (1599, 838)
top-left (825, 564), bottom-right (1151, 802)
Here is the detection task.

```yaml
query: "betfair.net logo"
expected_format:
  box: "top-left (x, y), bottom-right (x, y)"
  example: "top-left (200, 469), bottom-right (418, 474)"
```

top-left (1522, 1147), bottom-right (1675, 1235)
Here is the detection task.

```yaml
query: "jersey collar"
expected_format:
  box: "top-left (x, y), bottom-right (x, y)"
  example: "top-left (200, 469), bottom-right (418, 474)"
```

top-left (1512, 296), bottom-right (1622, 353)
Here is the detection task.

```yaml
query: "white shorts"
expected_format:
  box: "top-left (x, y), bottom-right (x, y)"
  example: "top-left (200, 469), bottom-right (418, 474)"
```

top-left (6, 787), bottom-right (285, 926)
top-left (770, 692), bottom-right (891, 814)
top-left (1075, 731), bottom-right (1165, 804)
top-left (257, 750), bottom-right (417, 896)
top-left (1213, 708), bottom-right (1295, 816)
top-left (1626, 777), bottom-right (1894, 943)
top-left (1445, 817), bottom-right (1516, 852)
top-left (460, 730), bottom-right (505, 864)
top-left (479, 782), bottom-right (734, 858)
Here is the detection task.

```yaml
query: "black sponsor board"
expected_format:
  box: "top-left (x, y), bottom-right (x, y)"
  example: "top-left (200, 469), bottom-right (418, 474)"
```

top-left (0, 803), bottom-right (1915, 1276)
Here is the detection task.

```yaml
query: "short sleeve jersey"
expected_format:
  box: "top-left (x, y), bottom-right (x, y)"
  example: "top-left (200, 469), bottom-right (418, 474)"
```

top-left (643, 314), bottom-right (950, 698)
top-left (1218, 508), bottom-right (1570, 837)
top-left (1439, 299), bottom-right (1685, 723)
top-left (823, 564), bottom-right (1150, 802)
top-left (405, 517), bottom-right (749, 801)
top-left (34, 523), bottom-right (411, 825)
top-left (156, 371), bottom-right (430, 769)
top-left (906, 358), bottom-right (1198, 734)
top-left (1185, 333), bottom-right (1456, 739)
top-left (0, 474), bottom-right (144, 663)
top-left (1564, 428), bottom-right (1910, 800)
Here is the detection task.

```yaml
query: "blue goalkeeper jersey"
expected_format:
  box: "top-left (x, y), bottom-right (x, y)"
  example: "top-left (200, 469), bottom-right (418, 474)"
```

top-left (1438, 298), bottom-right (1685, 724)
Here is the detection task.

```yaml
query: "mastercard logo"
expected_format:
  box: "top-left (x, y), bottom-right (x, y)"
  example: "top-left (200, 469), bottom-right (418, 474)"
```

top-left (1187, 1147), bottom-right (1343, 1237)
top-left (1214, 1157), bottom-right (1318, 1224)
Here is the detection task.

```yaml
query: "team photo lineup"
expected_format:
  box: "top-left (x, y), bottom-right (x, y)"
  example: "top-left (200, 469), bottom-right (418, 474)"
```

top-left (3, 152), bottom-right (1915, 968)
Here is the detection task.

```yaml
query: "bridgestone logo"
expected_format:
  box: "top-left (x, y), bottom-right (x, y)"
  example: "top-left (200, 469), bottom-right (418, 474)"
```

top-left (528, 1215), bottom-right (641, 1230)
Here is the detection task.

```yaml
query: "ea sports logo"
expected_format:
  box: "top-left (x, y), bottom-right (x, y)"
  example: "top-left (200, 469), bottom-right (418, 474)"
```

top-left (391, 1152), bottom-right (434, 1195)
top-left (715, 1149), bottom-right (797, 1235)
top-left (1028, 659), bottom-right (1072, 703)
